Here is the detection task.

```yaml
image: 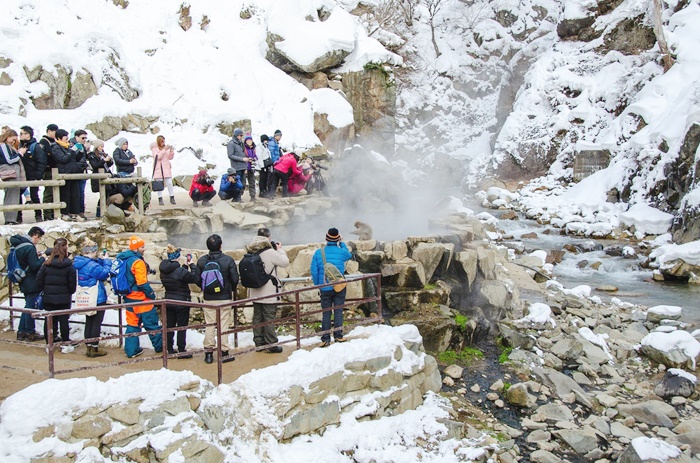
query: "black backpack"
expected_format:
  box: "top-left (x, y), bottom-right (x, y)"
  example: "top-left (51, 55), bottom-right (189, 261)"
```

top-left (239, 250), bottom-right (275, 288)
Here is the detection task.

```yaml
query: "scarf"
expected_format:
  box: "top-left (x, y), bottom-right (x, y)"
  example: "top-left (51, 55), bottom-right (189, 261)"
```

top-left (56, 139), bottom-right (70, 148)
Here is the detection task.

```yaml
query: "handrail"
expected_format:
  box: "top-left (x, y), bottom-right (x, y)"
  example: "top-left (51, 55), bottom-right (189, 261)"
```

top-left (0, 167), bottom-right (150, 217)
top-left (0, 273), bottom-right (383, 385)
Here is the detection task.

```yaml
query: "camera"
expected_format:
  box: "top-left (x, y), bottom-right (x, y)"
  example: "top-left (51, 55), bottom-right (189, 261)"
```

top-left (148, 268), bottom-right (157, 275)
top-left (204, 177), bottom-right (215, 186)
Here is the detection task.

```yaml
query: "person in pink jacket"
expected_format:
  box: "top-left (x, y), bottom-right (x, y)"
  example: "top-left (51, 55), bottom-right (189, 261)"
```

top-left (151, 135), bottom-right (176, 205)
top-left (266, 152), bottom-right (301, 199)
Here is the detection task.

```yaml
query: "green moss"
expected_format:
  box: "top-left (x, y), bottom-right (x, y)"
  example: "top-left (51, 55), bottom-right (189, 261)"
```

top-left (363, 61), bottom-right (395, 89)
top-left (437, 347), bottom-right (483, 366)
top-left (498, 347), bottom-right (513, 364)
top-left (454, 314), bottom-right (468, 331)
top-left (438, 350), bottom-right (458, 364)
top-left (502, 382), bottom-right (512, 393)
top-left (424, 283), bottom-right (438, 290)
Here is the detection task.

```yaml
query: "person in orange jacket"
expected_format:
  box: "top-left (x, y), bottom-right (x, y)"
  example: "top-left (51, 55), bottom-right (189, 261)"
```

top-left (117, 236), bottom-right (163, 358)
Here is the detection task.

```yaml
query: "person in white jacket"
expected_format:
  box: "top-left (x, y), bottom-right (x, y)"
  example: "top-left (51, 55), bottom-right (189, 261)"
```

top-left (255, 135), bottom-right (273, 198)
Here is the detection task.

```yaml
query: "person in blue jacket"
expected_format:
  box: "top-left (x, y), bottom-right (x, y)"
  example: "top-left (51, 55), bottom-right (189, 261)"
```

top-left (218, 168), bottom-right (243, 201)
top-left (73, 240), bottom-right (113, 357)
top-left (310, 227), bottom-right (353, 347)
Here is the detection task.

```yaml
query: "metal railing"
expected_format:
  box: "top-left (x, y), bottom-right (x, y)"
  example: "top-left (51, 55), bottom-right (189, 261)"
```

top-left (0, 167), bottom-right (150, 217)
top-left (0, 274), bottom-right (382, 385)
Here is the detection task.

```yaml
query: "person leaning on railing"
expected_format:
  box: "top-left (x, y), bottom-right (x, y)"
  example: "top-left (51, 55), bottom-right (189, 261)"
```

top-left (18, 125), bottom-right (47, 224)
top-left (0, 129), bottom-right (25, 225)
top-left (51, 129), bottom-right (88, 222)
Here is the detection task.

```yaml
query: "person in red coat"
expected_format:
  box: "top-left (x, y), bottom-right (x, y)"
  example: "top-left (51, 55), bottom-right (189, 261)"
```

top-left (265, 152), bottom-right (301, 199)
top-left (189, 169), bottom-right (216, 207)
top-left (287, 160), bottom-right (313, 195)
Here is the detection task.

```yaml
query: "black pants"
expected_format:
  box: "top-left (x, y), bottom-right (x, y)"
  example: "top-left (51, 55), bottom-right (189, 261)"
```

top-left (17, 186), bottom-right (42, 223)
top-left (84, 304), bottom-right (106, 347)
top-left (267, 169), bottom-right (289, 198)
top-left (166, 305), bottom-right (190, 352)
top-left (60, 180), bottom-right (81, 215)
top-left (42, 170), bottom-right (54, 220)
top-left (43, 302), bottom-right (70, 342)
top-left (191, 189), bottom-right (215, 202)
top-left (259, 168), bottom-right (270, 196)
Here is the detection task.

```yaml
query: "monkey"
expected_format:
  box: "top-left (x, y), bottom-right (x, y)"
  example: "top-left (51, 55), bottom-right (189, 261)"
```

top-left (351, 221), bottom-right (373, 240)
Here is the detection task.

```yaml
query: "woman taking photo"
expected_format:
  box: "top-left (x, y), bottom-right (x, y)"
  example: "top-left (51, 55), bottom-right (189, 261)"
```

top-left (52, 129), bottom-right (87, 222)
top-left (87, 139), bottom-right (113, 218)
top-left (0, 129), bottom-right (25, 225)
top-left (74, 239), bottom-right (112, 357)
top-left (151, 135), bottom-right (176, 206)
top-left (36, 238), bottom-right (77, 352)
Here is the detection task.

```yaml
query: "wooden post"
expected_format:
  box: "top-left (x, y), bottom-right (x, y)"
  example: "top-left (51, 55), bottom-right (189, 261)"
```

top-left (98, 168), bottom-right (107, 219)
top-left (52, 168), bottom-right (61, 219)
top-left (136, 167), bottom-right (144, 215)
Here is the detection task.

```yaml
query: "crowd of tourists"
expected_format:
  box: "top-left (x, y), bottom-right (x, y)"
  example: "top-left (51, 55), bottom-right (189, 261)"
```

top-left (0, 124), bottom-right (327, 224)
top-left (10, 226), bottom-right (352, 362)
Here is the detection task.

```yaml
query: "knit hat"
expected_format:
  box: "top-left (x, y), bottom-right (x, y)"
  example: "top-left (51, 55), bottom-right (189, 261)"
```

top-left (129, 235), bottom-right (145, 250)
top-left (325, 227), bottom-right (341, 242)
top-left (92, 139), bottom-right (105, 150)
top-left (166, 244), bottom-right (181, 260)
top-left (233, 128), bottom-right (244, 137)
top-left (82, 239), bottom-right (98, 254)
top-left (273, 129), bottom-right (282, 137)
top-left (260, 134), bottom-right (269, 143)
top-left (244, 134), bottom-right (252, 142)
top-left (227, 167), bottom-right (237, 175)
top-left (115, 137), bottom-right (128, 147)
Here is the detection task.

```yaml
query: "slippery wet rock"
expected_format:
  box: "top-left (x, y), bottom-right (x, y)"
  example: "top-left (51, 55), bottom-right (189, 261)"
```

top-left (654, 370), bottom-right (697, 399)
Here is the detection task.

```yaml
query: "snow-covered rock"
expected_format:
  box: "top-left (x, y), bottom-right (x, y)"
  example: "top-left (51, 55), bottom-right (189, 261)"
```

top-left (640, 331), bottom-right (700, 369)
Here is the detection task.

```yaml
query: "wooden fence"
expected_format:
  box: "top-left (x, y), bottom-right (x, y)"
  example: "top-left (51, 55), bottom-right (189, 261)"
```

top-left (0, 167), bottom-right (150, 217)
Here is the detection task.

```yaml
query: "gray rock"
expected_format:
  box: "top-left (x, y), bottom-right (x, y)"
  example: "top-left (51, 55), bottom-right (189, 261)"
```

top-left (641, 332), bottom-right (700, 369)
top-left (573, 372), bottom-right (593, 385)
top-left (283, 399), bottom-right (340, 439)
top-left (456, 250), bottom-right (478, 292)
top-left (610, 421), bottom-right (643, 439)
top-left (412, 242), bottom-right (450, 283)
top-left (499, 323), bottom-right (536, 350)
top-left (527, 430), bottom-right (552, 443)
top-left (531, 449), bottom-right (562, 463)
top-left (596, 393), bottom-right (619, 408)
top-left (618, 437), bottom-right (689, 463)
top-left (72, 414), bottom-right (111, 439)
top-left (533, 368), bottom-right (593, 409)
top-left (654, 371), bottom-right (697, 398)
top-left (505, 383), bottom-right (537, 408)
top-left (0, 71), bottom-right (12, 86)
top-left (665, 431), bottom-right (700, 454)
top-left (551, 337), bottom-right (583, 361)
top-left (266, 31), bottom-right (351, 73)
top-left (673, 420), bottom-right (700, 435)
top-left (534, 403), bottom-right (574, 423)
top-left (553, 429), bottom-right (599, 454)
top-left (522, 418), bottom-right (549, 430)
top-left (617, 401), bottom-right (676, 427)
top-left (443, 364), bottom-right (463, 380)
top-left (107, 402), bottom-right (141, 425)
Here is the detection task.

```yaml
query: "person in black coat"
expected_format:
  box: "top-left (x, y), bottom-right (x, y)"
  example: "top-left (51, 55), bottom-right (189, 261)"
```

top-left (87, 139), bottom-right (113, 218)
top-left (52, 129), bottom-right (88, 221)
top-left (10, 226), bottom-right (45, 341)
top-left (36, 238), bottom-right (77, 348)
top-left (112, 137), bottom-right (138, 176)
top-left (39, 124), bottom-right (58, 221)
top-left (159, 245), bottom-right (201, 358)
top-left (18, 126), bottom-right (47, 223)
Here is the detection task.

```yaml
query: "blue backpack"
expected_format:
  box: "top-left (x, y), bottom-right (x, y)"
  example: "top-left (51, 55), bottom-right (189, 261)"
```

top-left (110, 256), bottom-right (133, 295)
top-left (7, 242), bottom-right (32, 284)
top-left (201, 259), bottom-right (225, 295)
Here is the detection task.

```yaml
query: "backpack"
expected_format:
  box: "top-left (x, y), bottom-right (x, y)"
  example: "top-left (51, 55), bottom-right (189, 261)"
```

top-left (201, 258), bottom-right (225, 295)
top-left (7, 242), bottom-right (32, 284)
top-left (110, 256), bottom-right (133, 295)
top-left (239, 250), bottom-right (274, 288)
top-left (321, 247), bottom-right (347, 292)
top-left (28, 142), bottom-right (37, 156)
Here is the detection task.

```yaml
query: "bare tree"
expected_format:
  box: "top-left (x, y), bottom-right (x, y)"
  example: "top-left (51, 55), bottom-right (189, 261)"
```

top-left (651, 0), bottom-right (674, 72)
top-left (422, 0), bottom-right (444, 57)
top-left (360, 0), bottom-right (399, 37)
top-left (398, 0), bottom-right (418, 27)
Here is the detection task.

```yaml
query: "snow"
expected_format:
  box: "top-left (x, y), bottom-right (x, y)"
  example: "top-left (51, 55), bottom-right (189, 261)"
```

top-left (514, 302), bottom-right (557, 328)
top-left (307, 88), bottom-right (354, 128)
top-left (630, 437), bottom-right (681, 462)
top-left (562, 0), bottom-right (597, 20)
top-left (529, 250), bottom-right (548, 266)
top-left (651, 240), bottom-right (700, 268)
top-left (647, 305), bottom-right (683, 319)
top-left (619, 204), bottom-right (674, 236)
top-left (667, 368), bottom-right (697, 384)
top-left (640, 330), bottom-right (700, 369)
top-left (578, 327), bottom-right (614, 363)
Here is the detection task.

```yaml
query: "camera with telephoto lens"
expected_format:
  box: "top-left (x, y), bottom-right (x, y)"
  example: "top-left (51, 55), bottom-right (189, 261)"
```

top-left (204, 177), bottom-right (215, 186)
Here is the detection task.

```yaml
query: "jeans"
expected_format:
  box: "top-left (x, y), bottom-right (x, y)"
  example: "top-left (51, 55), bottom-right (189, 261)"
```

top-left (320, 288), bottom-right (346, 343)
top-left (166, 305), bottom-right (190, 352)
top-left (18, 292), bottom-right (39, 335)
top-left (79, 179), bottom-right (86, 213)
top-left (123, 303), bottom-right (163, 357)
top-left (84, 304), bottom-right (106, 347)
top-left (252, 302), bottom-right (278, 346)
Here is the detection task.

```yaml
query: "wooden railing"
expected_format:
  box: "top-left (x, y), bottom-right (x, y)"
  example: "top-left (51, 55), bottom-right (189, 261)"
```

top-left (0, 167), bottom-right (150, 217)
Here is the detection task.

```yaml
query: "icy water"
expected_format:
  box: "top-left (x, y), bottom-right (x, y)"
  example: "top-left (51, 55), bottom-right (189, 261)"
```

top-left (498, 218), bottom-right (700, 328)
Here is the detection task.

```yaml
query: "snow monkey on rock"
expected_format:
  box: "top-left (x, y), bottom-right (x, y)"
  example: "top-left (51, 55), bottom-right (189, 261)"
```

top-left (351, 221), bottom-right (373, 240)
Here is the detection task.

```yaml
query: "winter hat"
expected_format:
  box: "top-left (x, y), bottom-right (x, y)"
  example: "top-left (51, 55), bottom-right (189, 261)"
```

top-left (325, 227), bottom-right (341, 243)
top-left (260, 134), bottom-right (269, 143)
top-left (82, 239), bottom-right (98, 254)
top-left (244, 134), bottom-right (252, 142)
top-left (166, 244), bottom-right (181, 260)
top-left (92, 139), bottom-right (105, 150)
top-left (273, 130), bottom-right (282, 137)
top-left (233, 128), bottom-right (244, 137)
top-left (116, 137), bottom-right (128, 147)
top-left (46, 124), bottom-right (59, 133)
top-left (129, 235), bottom-right (145, 250)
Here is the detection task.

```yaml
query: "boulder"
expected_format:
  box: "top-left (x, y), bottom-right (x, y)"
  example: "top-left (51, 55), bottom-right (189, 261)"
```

top-left (654, 370), bottom-right (697, 399)
top-left (533, 368), bottom-right (593, 409)
top-left (646, 306), bottom-right (682, 323)
top-left (384, 241), bottom-right (408, 261)
top-left (505, 383), bottom-right (537, 408)
top-left (0, 71), bottom-right (12, 86)
top-left (618, 437), bottom-right (687, 463)
top-left (498, 323), bottom-right (536, 350)
top-left (391, 311), bottom-right (454, 352)
top-left (617, 401), bottom-right (677, 427)
top-left (534, 403), bottom-right (574, 423)
top-left (455, 250), bottom-right (478, 292)
top-left (355, 250), bottom-right (385, 273)
top-left (383, 287), bottom-right (449, 313)
top-left (443, 364), bottom-right (463, 380)
top-left (29, 65), bottom-right (70, 109)
top-left (285, 248), bottom-right (315, 278)
top-left (67, 71), bottom-right (98, 109)
top-left (552, 428), bottom-right (599, 454)
top-left (550, 337), bottom-right (583, 361)
top-left (381, 261), bottom-right (426, 289)
top-left (665, 431), bottom-right (700, 454)
top-left (412, 242), bottom-right (450, 283)
top-left (640, 331), bottom-right (700, 370)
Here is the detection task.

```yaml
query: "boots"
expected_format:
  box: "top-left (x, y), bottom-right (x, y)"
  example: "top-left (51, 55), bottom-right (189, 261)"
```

top-left (170, 196), bottom-right (176, 205)
top-left (86, 345), bottom-right (107, 357)
top-left (193, 200), bottom-right (199, 208)
top-left (158, 197), bottom-right (164, 206)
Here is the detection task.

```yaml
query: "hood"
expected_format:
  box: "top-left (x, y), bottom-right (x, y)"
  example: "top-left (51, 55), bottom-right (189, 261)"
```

top-left (116, 250), bottom-right (140, 260)
top-left (10, 234), bottom-right (31, 247)
top-left (246, 236), bottom-right (272, 253)
top-left (73, 255), bottom-right (91, 271)
top-left (159, 259), bottom-right (180, 274)
top-left (45, 257), bottom-right (73, 269)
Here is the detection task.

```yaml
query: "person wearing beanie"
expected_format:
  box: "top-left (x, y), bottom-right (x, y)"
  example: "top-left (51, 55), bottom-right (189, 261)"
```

top-left (268, 129), bottom-right (282, 165)
top-left (116, 235), bottom-right (163, 358)
top-left (159, 244), bottom-right (200, 359)
top-left (73, 239), bottom-right (112, 357)
top-left (87, 139), bottom-right (113, 218)
top-left (264, 151), bottom-right (302, 199)
top-left (218, 167), bottom-right (243, 201)
top-left (18, 125), bottom-right (47, 223)
top-left (310, 227), bottom-right (353, 348)
top-left (226, 128), bottom-right (248, 202)
top-left (240, 134), bottom-right (257, 202)
top-left (256, 134), bottom-right (272, 197)
top-left (40, 124), bottom-right (59, 220)
top-left (189, 169), bottom-right (216, 207)
top-left (112, 137), bottom-right (138, 176)
top-left (51, 129), bottom-right (87, 222)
